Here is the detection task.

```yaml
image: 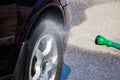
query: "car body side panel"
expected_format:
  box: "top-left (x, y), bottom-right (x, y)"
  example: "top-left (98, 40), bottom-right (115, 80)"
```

top-left (0, 4), bottom-right (17, 46)
top-left (15, 0), bottom-right (45, 44)
top-left (0, 3), bottom-right (17, 77)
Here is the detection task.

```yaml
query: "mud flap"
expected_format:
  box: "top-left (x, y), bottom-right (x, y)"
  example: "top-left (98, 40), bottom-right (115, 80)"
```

top-left (12, 41), bottom-right (28, 80)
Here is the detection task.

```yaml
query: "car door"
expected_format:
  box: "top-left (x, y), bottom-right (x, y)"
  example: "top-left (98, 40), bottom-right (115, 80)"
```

top-left (0, 1), bottom-right (17, 46)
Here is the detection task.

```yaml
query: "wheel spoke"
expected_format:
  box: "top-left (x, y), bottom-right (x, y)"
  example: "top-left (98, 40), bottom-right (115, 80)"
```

top-left (32, 48), bottom-right (42, 80)
top-left (35, 48), bottom-right (43, 60)
top-left (51, 55), bottom-right (58, 64)
top-left (32, 65), bottom-right (41, 80)
top-left (42, 37), bottom-right (53, 56)
top-left (43, 62), bottom-right (56, 80)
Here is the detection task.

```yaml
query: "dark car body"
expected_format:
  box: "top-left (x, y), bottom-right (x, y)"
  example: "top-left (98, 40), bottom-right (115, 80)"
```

top-left (0, 0), bottom-right (71, 79)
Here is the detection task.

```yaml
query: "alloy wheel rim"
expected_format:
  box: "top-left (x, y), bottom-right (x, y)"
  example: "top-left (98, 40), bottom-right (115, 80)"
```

top-left (29, 34), bottom-right (58, 80)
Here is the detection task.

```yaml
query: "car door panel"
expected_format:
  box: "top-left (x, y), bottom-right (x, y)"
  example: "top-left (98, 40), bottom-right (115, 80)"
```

top-left (0, 4), bottom-right (17, 46)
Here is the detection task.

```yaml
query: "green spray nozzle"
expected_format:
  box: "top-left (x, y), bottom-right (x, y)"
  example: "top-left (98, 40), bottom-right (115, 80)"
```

top-left (95, 35), bottom-right (120, 50)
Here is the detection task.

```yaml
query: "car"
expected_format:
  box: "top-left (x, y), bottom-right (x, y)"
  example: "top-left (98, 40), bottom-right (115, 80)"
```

top-left (0, 0), bottom-right (71, 80)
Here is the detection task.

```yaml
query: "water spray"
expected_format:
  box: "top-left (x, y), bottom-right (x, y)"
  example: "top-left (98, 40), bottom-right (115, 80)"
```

top-left (64, 17), bottom-right (120, 50)
top-left (95, 35), bottom-right (120, 50)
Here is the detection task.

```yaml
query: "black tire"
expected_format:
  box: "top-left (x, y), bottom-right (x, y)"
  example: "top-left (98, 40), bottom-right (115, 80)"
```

top-left (24, 9), bottom-right (64, 80)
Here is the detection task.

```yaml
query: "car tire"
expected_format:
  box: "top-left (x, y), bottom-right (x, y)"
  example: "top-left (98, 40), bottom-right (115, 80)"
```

top-left (24, 10), bottom-right (64, 80)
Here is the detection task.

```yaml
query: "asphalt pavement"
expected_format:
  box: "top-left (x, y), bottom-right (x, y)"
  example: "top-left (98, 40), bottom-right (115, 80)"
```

top-left (64, 0), bottom-right (120, 80)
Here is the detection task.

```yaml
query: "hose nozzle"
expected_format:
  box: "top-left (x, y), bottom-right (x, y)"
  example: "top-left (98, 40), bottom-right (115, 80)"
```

top-left (95, 35), bottom-right (120, 50)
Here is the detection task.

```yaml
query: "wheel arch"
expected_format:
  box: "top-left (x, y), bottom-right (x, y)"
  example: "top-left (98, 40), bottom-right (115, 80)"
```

top-left (25, 3), bottom-right (65, 40)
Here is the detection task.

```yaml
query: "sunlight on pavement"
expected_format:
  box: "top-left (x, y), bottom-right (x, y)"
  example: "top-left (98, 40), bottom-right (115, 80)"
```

top-left (68, 2), bottom-right (120, 54)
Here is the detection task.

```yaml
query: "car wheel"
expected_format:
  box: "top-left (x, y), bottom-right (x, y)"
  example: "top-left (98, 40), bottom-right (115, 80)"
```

top-left (24, 10), bottom-right (64, 80)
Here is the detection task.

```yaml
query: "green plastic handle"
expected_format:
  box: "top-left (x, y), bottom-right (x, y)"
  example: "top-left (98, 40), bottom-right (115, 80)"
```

top-left (95, 35), bottom-right (120, 50)
top-left (111, 41), bottom-right (120, 50)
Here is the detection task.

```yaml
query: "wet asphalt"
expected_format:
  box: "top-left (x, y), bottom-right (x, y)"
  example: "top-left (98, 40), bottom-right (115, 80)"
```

top-left (64, 45), bottom-right (120, 80)
top-left (64, 0), bottom-right (120, 80)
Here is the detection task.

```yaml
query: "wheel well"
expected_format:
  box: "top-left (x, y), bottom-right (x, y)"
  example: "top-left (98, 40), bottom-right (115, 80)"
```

top-left (27, 6), bottom-right (64, 39)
